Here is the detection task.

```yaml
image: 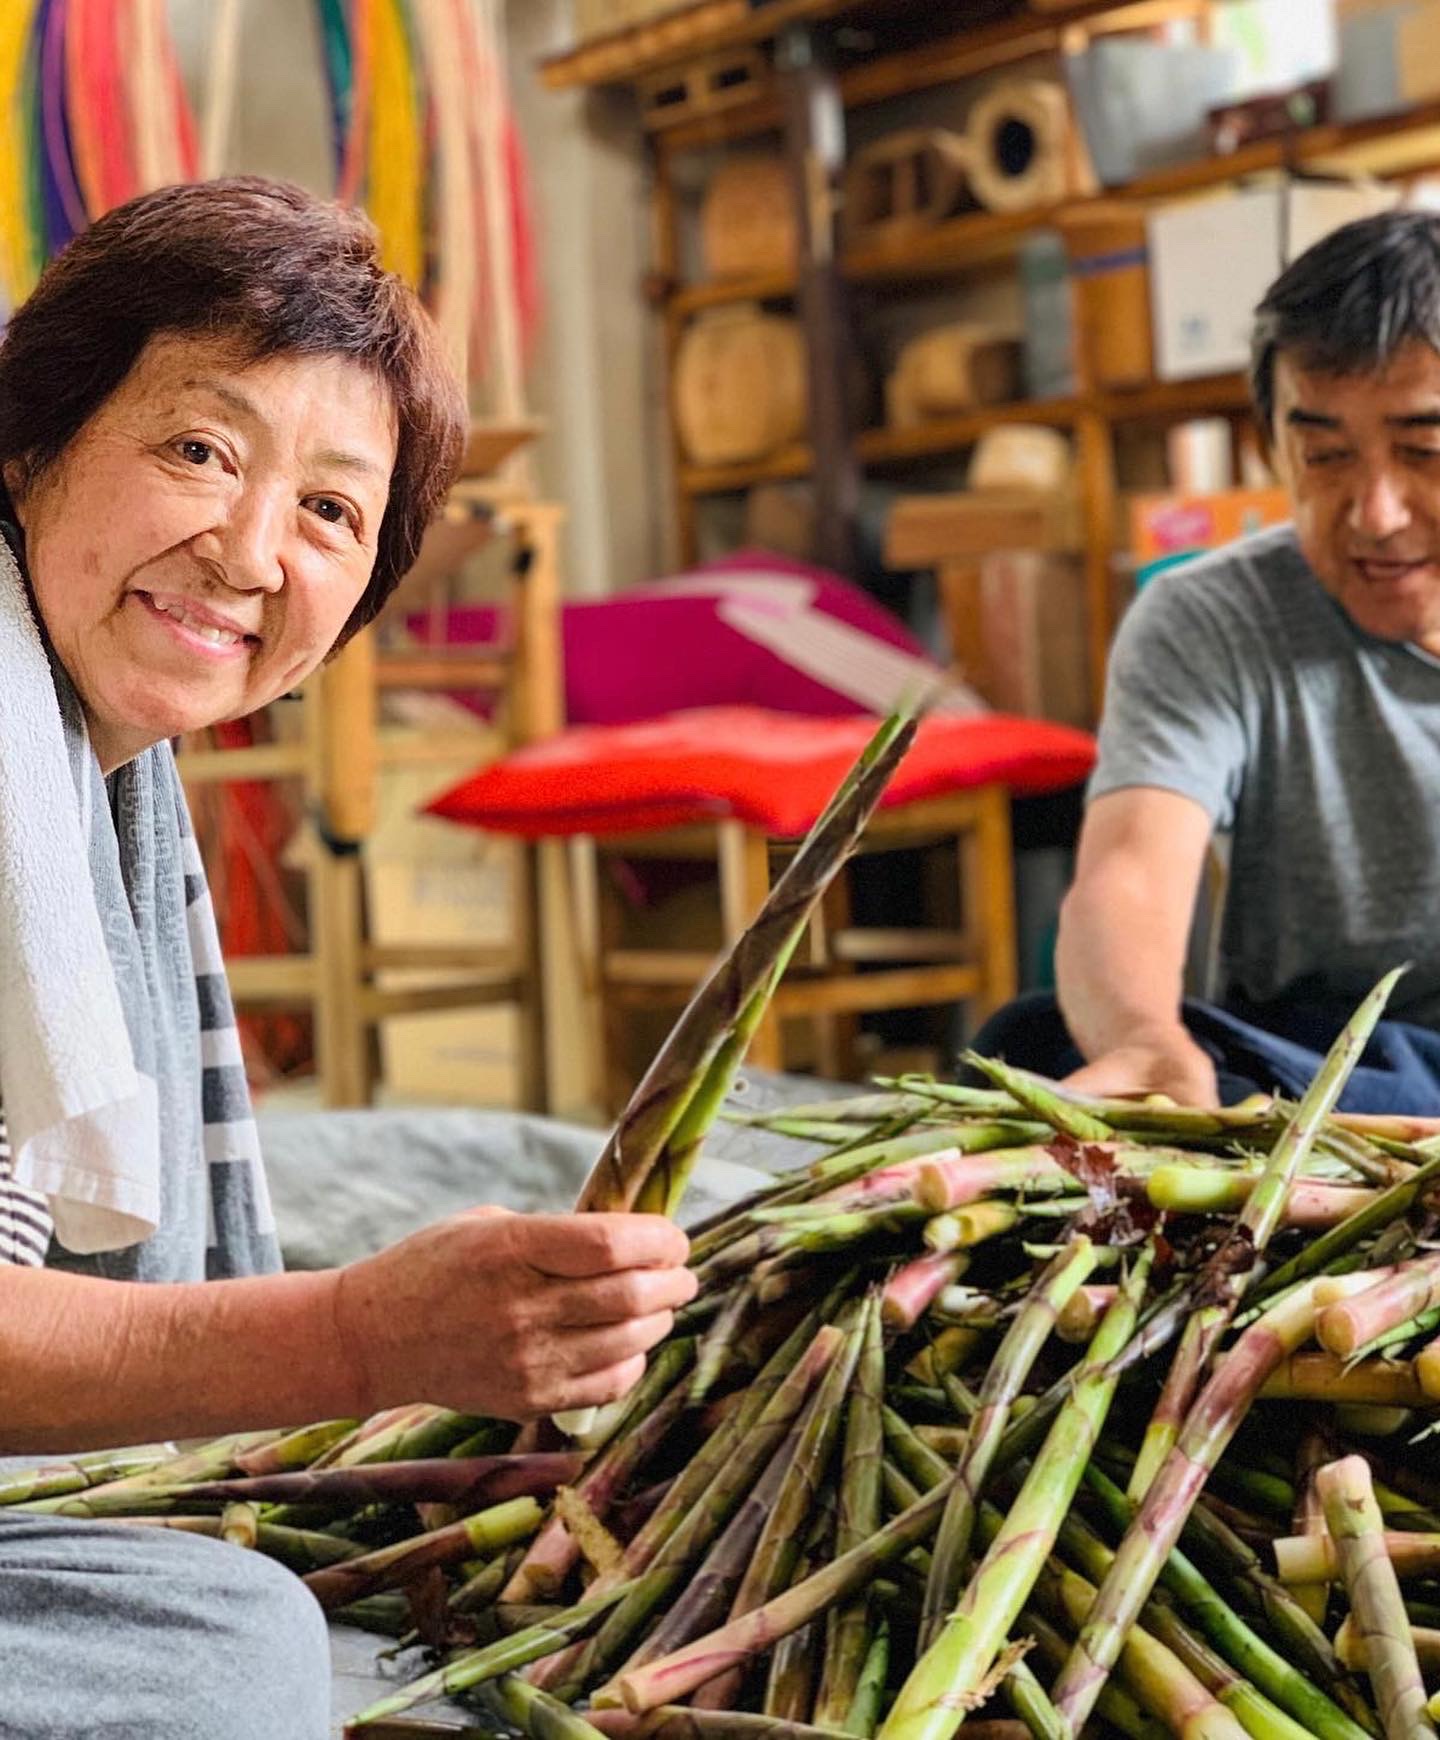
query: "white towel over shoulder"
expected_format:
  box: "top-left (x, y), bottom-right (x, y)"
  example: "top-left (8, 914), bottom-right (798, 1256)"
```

top-left (0, 542), bottom-right (158, 1254)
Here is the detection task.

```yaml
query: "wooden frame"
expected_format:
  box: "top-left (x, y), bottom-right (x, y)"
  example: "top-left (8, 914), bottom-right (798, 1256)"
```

top-left (584, 785), bottom-right (1017, 1110)
top-left (177, 501), bottom-right (565, 1110)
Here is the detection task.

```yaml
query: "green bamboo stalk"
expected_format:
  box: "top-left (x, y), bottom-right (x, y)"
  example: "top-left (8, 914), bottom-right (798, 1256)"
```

top-left (960, 1053), bottom-right (1115, 1142)
top-left (504, 1350), bottom-right (695, 1604)
top-left (844, 1618), bottom-right (891, 1739)
top-left (763, 1497), bottom-right (834, 1723)
top-left (547, 1324), bottom-right (847, 1700)
top-left (304, 1496), bottom-right (544, 1610)
top-left (1127, 968), bottom-right (1400, 1501)
top-left (235, 1418), bottom-right (362, 1474)
top-left (1318, 1251), bottom-right (1440, 1359)
top-left (813, 1294), bottom-right (886, 1728)
top-left (1318, 1456), bottom-right (1437, 1740)
top-left (610, 1475), bottom-right (956, 1714)
top-left (0, 1444), bottom-right (177, 1505)
top-left (1050, 1269), bottom-right (1378, 1737)
top-left (127, 1514), bottom-right (363, 1571)
top-left (481, 1675), bottom-right (610, 1740)
top-left (880, 1245), bottom-right (1150, 1740)
top-left (348, 1582), bottom-right (635, 1725)
top-left (920, 1236), bottom-right (1098, 1646)
top-left (1016, 1607), bottom-right (1168, 1740)
top-left (1080, 1464), bottom-right (1373, 1740)
top-left (576, 709), bottom-right (921, 1217)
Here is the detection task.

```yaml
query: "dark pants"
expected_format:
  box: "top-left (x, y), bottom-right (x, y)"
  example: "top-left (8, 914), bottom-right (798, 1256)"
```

top-left (971, 991), bottom-right (1440, 1115)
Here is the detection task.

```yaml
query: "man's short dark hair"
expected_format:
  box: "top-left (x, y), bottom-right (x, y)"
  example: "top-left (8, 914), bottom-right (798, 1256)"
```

top-left (1252, 208), bottom-right (1440, 434)
top-left (0, 177), bottom-right (467, 644)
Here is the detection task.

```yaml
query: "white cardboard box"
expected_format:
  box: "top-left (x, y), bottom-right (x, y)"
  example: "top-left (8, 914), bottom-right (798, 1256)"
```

top-left (1148, 180), bottom-right (1399, 381)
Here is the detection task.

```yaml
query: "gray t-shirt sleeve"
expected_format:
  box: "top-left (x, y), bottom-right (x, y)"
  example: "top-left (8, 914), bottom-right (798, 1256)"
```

top-left (1089, 568), bottom-right (1250, 830)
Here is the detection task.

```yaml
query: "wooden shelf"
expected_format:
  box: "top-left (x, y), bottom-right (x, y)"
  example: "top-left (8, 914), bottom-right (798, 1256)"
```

top-left (859, 395), bottom-right (1085, 467)
top-left (670, 268), bottom-right (797, 315)
top-left (543, 0), bottom-right (1171, 102)
top-left (676, 375), bottom-right (1247, 495)
top-left (664, 88), bottom-right (1440, 317)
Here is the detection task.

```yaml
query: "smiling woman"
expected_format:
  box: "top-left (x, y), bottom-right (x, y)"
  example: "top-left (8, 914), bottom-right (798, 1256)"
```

top-left (0, 178), bottom-right (696, 1740)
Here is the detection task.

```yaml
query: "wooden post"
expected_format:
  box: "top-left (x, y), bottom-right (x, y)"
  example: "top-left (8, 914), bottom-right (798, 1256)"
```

top-left (777, 23), bottom-right (860, 577)
top-left (717, 821), bottom-right (783, 1070)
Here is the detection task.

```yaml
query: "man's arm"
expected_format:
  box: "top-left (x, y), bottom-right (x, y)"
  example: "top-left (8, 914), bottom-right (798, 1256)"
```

top-left (1055, 786), bottom-right (1218, 1105)
top-left (0, 1207), bottom-right (695, 1455)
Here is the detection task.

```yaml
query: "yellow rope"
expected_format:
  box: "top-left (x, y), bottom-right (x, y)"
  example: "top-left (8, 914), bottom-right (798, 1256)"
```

top-left (366, 0), bottom-right (423, 287)
top-left (0, 0), bottom-right (43, 306)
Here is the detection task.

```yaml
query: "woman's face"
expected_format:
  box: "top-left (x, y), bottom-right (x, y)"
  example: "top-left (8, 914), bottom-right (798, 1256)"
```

top-left (11, 334), bottom-right (397, 771)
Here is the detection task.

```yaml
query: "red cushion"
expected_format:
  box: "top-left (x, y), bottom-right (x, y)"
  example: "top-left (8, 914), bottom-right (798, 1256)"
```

top-left (426, 707), bottom-right (1096, 840)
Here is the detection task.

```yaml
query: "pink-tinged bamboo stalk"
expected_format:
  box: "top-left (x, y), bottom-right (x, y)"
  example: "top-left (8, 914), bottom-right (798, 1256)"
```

top-left (1317, 1455), bottom-right (1438, 1739)
top-left (1145, 1165), bottom-right (1377, 1228)
top-left (1049, 1270), bottom-right (1378, 1736)
top-left (611, 1478), bottom-right (955, 1714)
top-left (920, 1237), bottom-right (1098, 1647)
top-left (1057, 1284), bottom-right (1118, 1344)
top-left (1418, 1335), bottom-right (1440, 1400)
top-left (503, 1369), bottom-right (694, 1603)
top-left (129, 1455), bottom-right (584, 1513)
top-left (1291, 1426), bottom-right (1333, 1627)
top-left (880, 1250), bottom-right (970, 1331)
top-left (534, 1326), bottom-right (846, 1699)
top-left (911, 1148), bottom-right (1070, 1212)
top-left (829, 1149), bottom-right (961, 1203)
top-left (877, 1246), bottom-right (1151, 1740)
top-left (1336, 1614), bottom-right (1440, 1678)
top-left (1318, 1250), bottom-right (1440, 1358)
top-left (1274, 1528), bottom-right (1440, 1584)
top-left (1250, 1351), bottom-right (1427, 1407)
top-left (1037, 1558), bottom-right (1249, 1739)
top-left (1125, 967), bottom-right (1401, 1504)
top-left (303, 1496), bottom-right (543, 1610)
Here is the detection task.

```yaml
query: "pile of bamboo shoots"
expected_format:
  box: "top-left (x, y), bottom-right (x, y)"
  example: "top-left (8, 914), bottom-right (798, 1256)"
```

top-left (8, 717), bottom-right (1440, 1740)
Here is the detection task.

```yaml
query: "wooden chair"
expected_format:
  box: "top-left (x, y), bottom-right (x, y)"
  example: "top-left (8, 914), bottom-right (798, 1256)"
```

top-left (178, 495), bottom-right (565, 1110)
top-left (581, 783), bottom-right (1018, 1110)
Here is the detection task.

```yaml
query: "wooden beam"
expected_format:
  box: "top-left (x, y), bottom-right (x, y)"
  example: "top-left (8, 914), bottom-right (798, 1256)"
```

top-left (779, 22), bottom-right (860, 577)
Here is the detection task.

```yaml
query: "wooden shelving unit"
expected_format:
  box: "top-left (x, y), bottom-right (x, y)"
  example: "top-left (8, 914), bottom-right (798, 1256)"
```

top-left (541, 1), bottom-right (1440, 713)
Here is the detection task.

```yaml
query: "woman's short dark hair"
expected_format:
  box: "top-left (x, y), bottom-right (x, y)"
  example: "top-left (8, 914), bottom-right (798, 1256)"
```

top-left (1252, 208), bottom-right (1440, 435)
top-left (0, 176), bottom-right (467, 642)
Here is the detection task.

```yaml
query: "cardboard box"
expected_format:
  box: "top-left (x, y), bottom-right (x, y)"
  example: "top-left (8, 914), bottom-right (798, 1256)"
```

top-left (1130, 487), bottom-right (1292, 564)
top-left (365, 736), bottom-right (522, 1108)
top-left (887, 489), bottom-right (1082, 567)
top-left (1147, 180), bottom-right (1399, 381)
top-left (1336, 1), bottom-right (1440, 121)
top-left (939, 552), bottom-right (1091, 729)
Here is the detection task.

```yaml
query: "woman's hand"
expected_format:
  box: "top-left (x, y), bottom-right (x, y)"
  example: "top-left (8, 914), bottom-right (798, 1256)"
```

top-left (332, 1208), bottom-right (697, 1421)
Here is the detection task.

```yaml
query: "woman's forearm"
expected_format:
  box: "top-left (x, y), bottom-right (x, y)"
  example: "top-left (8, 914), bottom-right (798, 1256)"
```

top-left (0, 1262), bottom-right (360, 1454)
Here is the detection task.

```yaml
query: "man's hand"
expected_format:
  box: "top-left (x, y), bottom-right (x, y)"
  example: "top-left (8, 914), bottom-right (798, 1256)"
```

top-left (1064, 1028), bottom-right (1218, 1107)
top-left (333, 1208), bottom-right (697, 1421)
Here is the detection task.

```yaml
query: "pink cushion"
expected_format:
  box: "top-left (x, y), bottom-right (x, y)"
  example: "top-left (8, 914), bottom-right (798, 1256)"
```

top-left (409, 551), bottom-right (951, 724)
top-left (426, 707), bottom-right (1096, 840)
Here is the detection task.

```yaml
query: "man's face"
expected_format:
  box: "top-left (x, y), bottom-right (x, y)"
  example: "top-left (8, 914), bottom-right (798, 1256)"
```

top-left (1272, 340), bottom-right (1440, 654)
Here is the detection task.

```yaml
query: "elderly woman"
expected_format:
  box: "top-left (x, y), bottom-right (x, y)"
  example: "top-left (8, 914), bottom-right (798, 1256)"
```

top-left (0, 177), bottom-right (692, 1739)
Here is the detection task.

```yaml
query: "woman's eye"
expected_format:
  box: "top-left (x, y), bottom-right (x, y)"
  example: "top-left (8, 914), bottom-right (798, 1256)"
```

top-left (178, 439), bottom-right (214, 466)
top-left (307, 496), bottom-right (353, 529)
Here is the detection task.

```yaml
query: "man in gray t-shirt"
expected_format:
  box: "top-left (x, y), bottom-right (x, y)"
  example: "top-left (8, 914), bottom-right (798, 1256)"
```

top-left (1051, 210), bottom-right (1440, 1106)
